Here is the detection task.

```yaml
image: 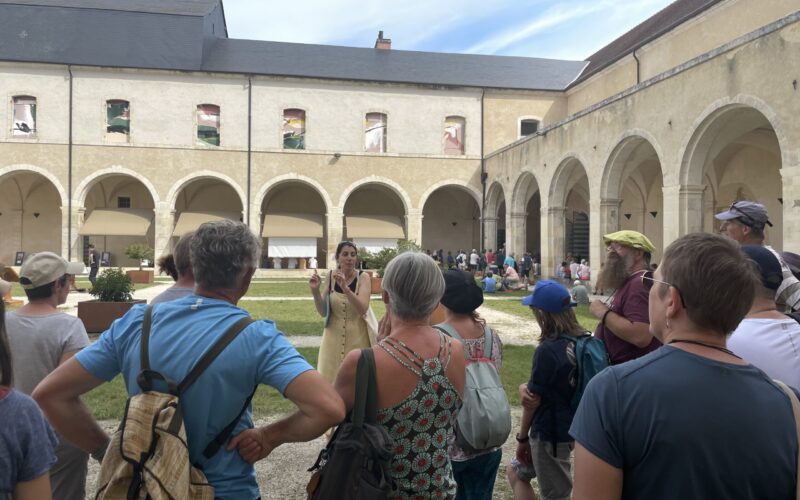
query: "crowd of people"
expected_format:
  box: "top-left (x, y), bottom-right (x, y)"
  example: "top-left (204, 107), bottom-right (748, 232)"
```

top-left (1, 198), bottom-right (799, 499)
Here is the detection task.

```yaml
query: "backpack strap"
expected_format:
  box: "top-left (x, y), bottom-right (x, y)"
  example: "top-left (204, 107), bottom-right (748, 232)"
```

top-left (137, 305), bottom-right (178, 394)
top-left (772, 380), bottom-right (800, 500)
top-left (178, 316), bottom-right (254, 393)
top-left (351, 348), bottom-right (378, 426)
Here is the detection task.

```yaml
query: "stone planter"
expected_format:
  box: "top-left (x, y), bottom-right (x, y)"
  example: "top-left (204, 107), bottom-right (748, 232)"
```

top-left (78, 299), bottom-right (146, 333)
top-left (126, 269), bottom-right (154, 284)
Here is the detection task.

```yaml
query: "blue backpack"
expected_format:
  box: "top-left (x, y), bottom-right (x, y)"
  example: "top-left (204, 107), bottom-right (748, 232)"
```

top-left (559, 332), bottom-right (609, 410)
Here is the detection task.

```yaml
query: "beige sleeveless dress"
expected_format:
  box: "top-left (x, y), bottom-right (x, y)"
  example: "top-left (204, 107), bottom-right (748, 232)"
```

top-left (317, 271), bottom-right (372, 384)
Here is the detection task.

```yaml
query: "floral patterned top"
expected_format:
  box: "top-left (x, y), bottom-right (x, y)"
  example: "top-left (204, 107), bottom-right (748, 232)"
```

top-left (376, 332), bottom-right (462, 499)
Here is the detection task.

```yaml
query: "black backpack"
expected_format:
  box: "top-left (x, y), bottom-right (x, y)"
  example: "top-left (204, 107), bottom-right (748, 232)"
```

top-left (307, 349), bottom-right (396, 499)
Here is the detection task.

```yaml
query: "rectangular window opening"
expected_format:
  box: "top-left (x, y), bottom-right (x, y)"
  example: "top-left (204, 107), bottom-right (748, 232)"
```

top-left (12, 96), bottom-right (36, 137)
top-left (365, 113), bottom-right (387, 153)
top-left (197, 104), bottom-right (221, 146)
top-left (283, 109), bottom-right (306, 150)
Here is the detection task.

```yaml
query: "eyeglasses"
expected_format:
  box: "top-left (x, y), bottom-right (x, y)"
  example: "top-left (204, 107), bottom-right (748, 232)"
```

top-left (727, 203), bottom-right (759, 229)
top-left (641, 271), bottom-right (686, 309)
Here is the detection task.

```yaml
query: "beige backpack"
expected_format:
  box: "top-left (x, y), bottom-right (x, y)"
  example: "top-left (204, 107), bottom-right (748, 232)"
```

top-left (95, 306), bottom-right (254, 499)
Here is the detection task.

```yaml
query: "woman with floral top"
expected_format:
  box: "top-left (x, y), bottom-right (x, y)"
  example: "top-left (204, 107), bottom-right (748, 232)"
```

top-left (436, 269), bottom-right (505, 499)
top-left (335, 252), bottom-right (466, 498)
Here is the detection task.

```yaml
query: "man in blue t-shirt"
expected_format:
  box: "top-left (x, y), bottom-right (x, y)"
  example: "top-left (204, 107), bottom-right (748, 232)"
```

top-left (481, 272), bottom-right (497, 293)
top-left (33, 221), bottom-right (345, 500)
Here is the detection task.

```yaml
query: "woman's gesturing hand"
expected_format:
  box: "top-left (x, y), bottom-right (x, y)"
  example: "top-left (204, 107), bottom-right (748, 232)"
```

top-left (309, 269), bottom-right (321, 292)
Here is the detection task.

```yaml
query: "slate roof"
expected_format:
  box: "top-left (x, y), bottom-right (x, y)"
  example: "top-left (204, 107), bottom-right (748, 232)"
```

top-left (201, 39), bottom-right (588, 91)
top-left (0, 0), bottom-right (586, 91)
top-left (571, 0), bottom-right (723, 87)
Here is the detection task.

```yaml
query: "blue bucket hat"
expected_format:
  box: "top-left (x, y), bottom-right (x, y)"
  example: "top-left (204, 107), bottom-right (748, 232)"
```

top-left (522, 279), bottom-right (576, 313)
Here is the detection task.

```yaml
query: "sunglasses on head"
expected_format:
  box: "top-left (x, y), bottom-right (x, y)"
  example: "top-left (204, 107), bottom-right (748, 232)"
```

top-left (641, 271), bottom-right (686, 309)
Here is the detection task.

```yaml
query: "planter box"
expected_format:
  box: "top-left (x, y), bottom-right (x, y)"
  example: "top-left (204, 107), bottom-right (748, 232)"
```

top-left (126, 270), bottom-right (154, 284)
top-left (78, 299), bottom-right (146, 333)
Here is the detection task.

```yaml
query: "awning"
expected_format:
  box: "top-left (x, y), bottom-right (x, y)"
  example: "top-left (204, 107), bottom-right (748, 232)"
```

top-left (268, 237), bottom-right (317, 258)
top-left (79, 209), bottom-right (153, 236)
top-left (345, 215), bottom-right (404, 239)
top-left (173, 211), bottom-right (240, 237)
top-left (262, 213), bottom-right (324, 238)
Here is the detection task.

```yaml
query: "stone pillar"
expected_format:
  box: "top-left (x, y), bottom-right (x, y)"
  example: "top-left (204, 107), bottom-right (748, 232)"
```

top-left (153, 202), bottom-right (175, 262)
top-left (406, 208), bottom-right (423, 245)
top-left (591, 198), bottom-right (620, 286)
top-left (9, 209), bottom-right (22, 260)
top-left (326, 207), bottom-right (344, 270)
top-left (678, 184), bottom-right (705, 236)
top-left (483, 217), bottom-right (498, 252)
top-left (781, 165), bottom-right (800, 252)
top-left (661, 185), bottom-right (682, 248)
top-left (507, 211), bottom-right (526, 259)
top-left (248, 203), bottom-right (262, 238)
top-left (542, 206), bottom-right (566, 279)
top-left (67, 204), bottom-right (85, 261)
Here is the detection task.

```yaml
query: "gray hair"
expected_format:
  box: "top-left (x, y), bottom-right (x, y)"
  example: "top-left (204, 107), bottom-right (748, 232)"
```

top-left (382, 252), bottom-right (445, 321)
top-left (191, 220), bottom-right (261, 290)
top-left (173, 231), bottom-right (194, 278)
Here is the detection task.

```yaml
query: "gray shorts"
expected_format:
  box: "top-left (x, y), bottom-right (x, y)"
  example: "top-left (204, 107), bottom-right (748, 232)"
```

top-left (51, 439), bottom-right (89, 500)
top-left (509, 436), bottom-right (574, 500)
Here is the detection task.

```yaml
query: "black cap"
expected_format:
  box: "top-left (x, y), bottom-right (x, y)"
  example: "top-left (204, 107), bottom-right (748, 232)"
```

top-left (441, 269), bottom-right (483, 314)
top-left (741, 245), bottom-right (783, 290)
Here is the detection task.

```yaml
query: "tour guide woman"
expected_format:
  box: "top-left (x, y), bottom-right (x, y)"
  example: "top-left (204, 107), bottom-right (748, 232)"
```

top-left (309, 241), bottom-right (374, 384)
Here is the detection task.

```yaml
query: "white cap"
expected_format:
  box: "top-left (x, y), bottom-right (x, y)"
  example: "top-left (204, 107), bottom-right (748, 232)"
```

top-left (574, 280), bottom-right (581, 286)
top-left (19, 252), bottom-right (84, 289)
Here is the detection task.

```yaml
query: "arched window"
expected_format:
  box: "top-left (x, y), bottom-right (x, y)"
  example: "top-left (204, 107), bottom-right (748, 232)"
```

top-left (365, 112), bottom-right (387, 153)
top-left (283, 109), bottom-right (306, 149)
top-left (106, 99), bottom-right (130, 140)
top-left (12, 95), bottom-right (36, 137)
top-left (444, 116), bottom-right (465, 155)
top-left (520, 118), bottom-right (539, 137)
top-left (197, 104), bottom-right (220, 146)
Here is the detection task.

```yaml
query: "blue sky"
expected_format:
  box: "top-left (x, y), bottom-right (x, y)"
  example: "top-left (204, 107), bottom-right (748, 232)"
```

top-left (222, 0), bottom-right (675, 60)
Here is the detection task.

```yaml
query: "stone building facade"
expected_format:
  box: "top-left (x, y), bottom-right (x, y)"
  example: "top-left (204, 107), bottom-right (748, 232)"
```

top-left (0, 0), bottom-right (798, 275)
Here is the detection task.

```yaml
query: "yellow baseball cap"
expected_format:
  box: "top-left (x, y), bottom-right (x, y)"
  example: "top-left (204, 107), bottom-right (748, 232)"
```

top-left (603, 230), bottom-right (656, 253)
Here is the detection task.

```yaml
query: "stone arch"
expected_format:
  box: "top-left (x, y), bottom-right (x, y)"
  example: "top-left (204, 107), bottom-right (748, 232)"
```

top-left (0, 164), bottom-right (67, 206)
top-left (75, 166), bottom-right (159, 207)
top-left (679, 95), bottom-right (788, 186)
top-left (417, 179), bottom-right (481, 210)
top-left (510, 170), bottom-right (541, 214)
top-left (548, 154), bottom-right (590, 207)
top-left (601, 130), bottom-right (665, 200)
top-left (166, 170), bottom-right (246, 211)
top-left (420, 183), bottom-right (481, 253)
top-left (511, 171), bottom-right (542, 257)
top-left (485, 181), bottom-right (507, 217)
top-left (338, 176), bottom-right (412, 213)
top-left (255, 174), bottom-right (332, 213)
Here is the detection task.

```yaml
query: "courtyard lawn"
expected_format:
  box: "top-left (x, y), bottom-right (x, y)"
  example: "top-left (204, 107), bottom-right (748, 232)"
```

top-left (240, 299), bottom-right (387, 336)
top-left (8, 279), bottom-right (158, 297)
top-left (83, 345), bottom-right (536, 420)
top-left (245, 281), bottom-right (314, 297)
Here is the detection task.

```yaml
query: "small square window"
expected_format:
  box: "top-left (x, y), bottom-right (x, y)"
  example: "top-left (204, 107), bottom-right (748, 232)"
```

top-left (520, 119), bottom-right (539, 137)
top-left (117, 197), bottom-right (131, 209)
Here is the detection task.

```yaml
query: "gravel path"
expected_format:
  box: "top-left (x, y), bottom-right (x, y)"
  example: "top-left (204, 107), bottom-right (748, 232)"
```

top-left (86, 408), bottom-right (534, 499)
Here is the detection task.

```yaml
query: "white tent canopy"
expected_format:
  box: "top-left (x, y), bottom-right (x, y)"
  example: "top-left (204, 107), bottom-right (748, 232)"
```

top-left (267, 237), bottom-right (317, 258)
top-left (79, 208), bottom-right (153, 236)
top-left (172, 211), bottom-right (240, 237)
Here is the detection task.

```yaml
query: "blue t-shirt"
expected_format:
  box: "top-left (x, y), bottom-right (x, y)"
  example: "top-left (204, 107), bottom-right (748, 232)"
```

top-left (504, 256), bottom-right (516, 269)
top-left (76, 295), bottom-right (314, 500)
top-left (570, 346), bottom-right (798, 500)
top-left (483, 277), bottom-right (497, 292)
top-left (0, 389), bottom-right (59, 495)
top-left (527, 338), bottom-right (575, 442)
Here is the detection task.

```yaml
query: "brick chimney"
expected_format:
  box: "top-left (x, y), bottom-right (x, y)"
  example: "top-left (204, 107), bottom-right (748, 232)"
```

top-left (374, 30), bottom-right (391, 50)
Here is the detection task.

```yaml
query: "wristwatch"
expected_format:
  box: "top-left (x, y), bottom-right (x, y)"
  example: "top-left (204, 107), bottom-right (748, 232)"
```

top-left (515, 434), bottom-right (528, 443)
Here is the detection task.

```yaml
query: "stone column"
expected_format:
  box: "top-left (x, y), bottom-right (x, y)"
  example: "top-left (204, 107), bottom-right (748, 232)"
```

top-left (542, 206), bottom-right (566, 279)
top-left (507, 211), bottom-right (527, 259)
top-left (153, 202), bottom-right (175, 261)
top-left (248, 203), bottom-right (262, 238)
top-left (781, 165), bottom-right (800, 252)
top-left (8, 209), bottom-right (22, 260)
top-left (326, 207), bottom-right (344, 270)
top-left (67, 204), bottom-right (85, 261)
top-left (678, 184), bottom-right (705, 236)
top-left (405, 208), bottom-right (423, 245)
top-left (483, 217), bottom-right (498, 252)
top-left (591, 198), bottom-right (621, 286)
top-left (661, 185), bottom-right (681, 248)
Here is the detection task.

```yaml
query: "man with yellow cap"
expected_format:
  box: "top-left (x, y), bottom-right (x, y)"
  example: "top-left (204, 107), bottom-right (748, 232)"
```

top-left (590, 230), bottom-right (661, 364)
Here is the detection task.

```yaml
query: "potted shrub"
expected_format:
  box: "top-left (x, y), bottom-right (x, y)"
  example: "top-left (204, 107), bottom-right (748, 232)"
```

top-left (366, 240), bottom-right (423, 294)
top-left (77, 267), bottom-right (145, 333)
top-left (125, 243), bottom-right (155, 283)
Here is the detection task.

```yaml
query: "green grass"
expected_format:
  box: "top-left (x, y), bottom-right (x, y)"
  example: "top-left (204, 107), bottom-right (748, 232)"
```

top-left (8, 279), bottom-right (157, 297)
top-left (241, 299), bottom-right (386, 336)
top-left (83, 345), bottom-right (537, 421)
top-left (244, 281), bottom-right (313, 297)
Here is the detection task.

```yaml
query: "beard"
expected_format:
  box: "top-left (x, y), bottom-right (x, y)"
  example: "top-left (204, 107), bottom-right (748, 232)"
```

top-left (597, 251), bottom-right (632, 291)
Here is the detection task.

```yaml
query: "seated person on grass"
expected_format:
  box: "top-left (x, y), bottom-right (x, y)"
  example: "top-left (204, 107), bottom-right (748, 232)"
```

top-left (482, 272), bottom-right (498, 293)
top-left (501, 265), bottom-right (521, 291)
